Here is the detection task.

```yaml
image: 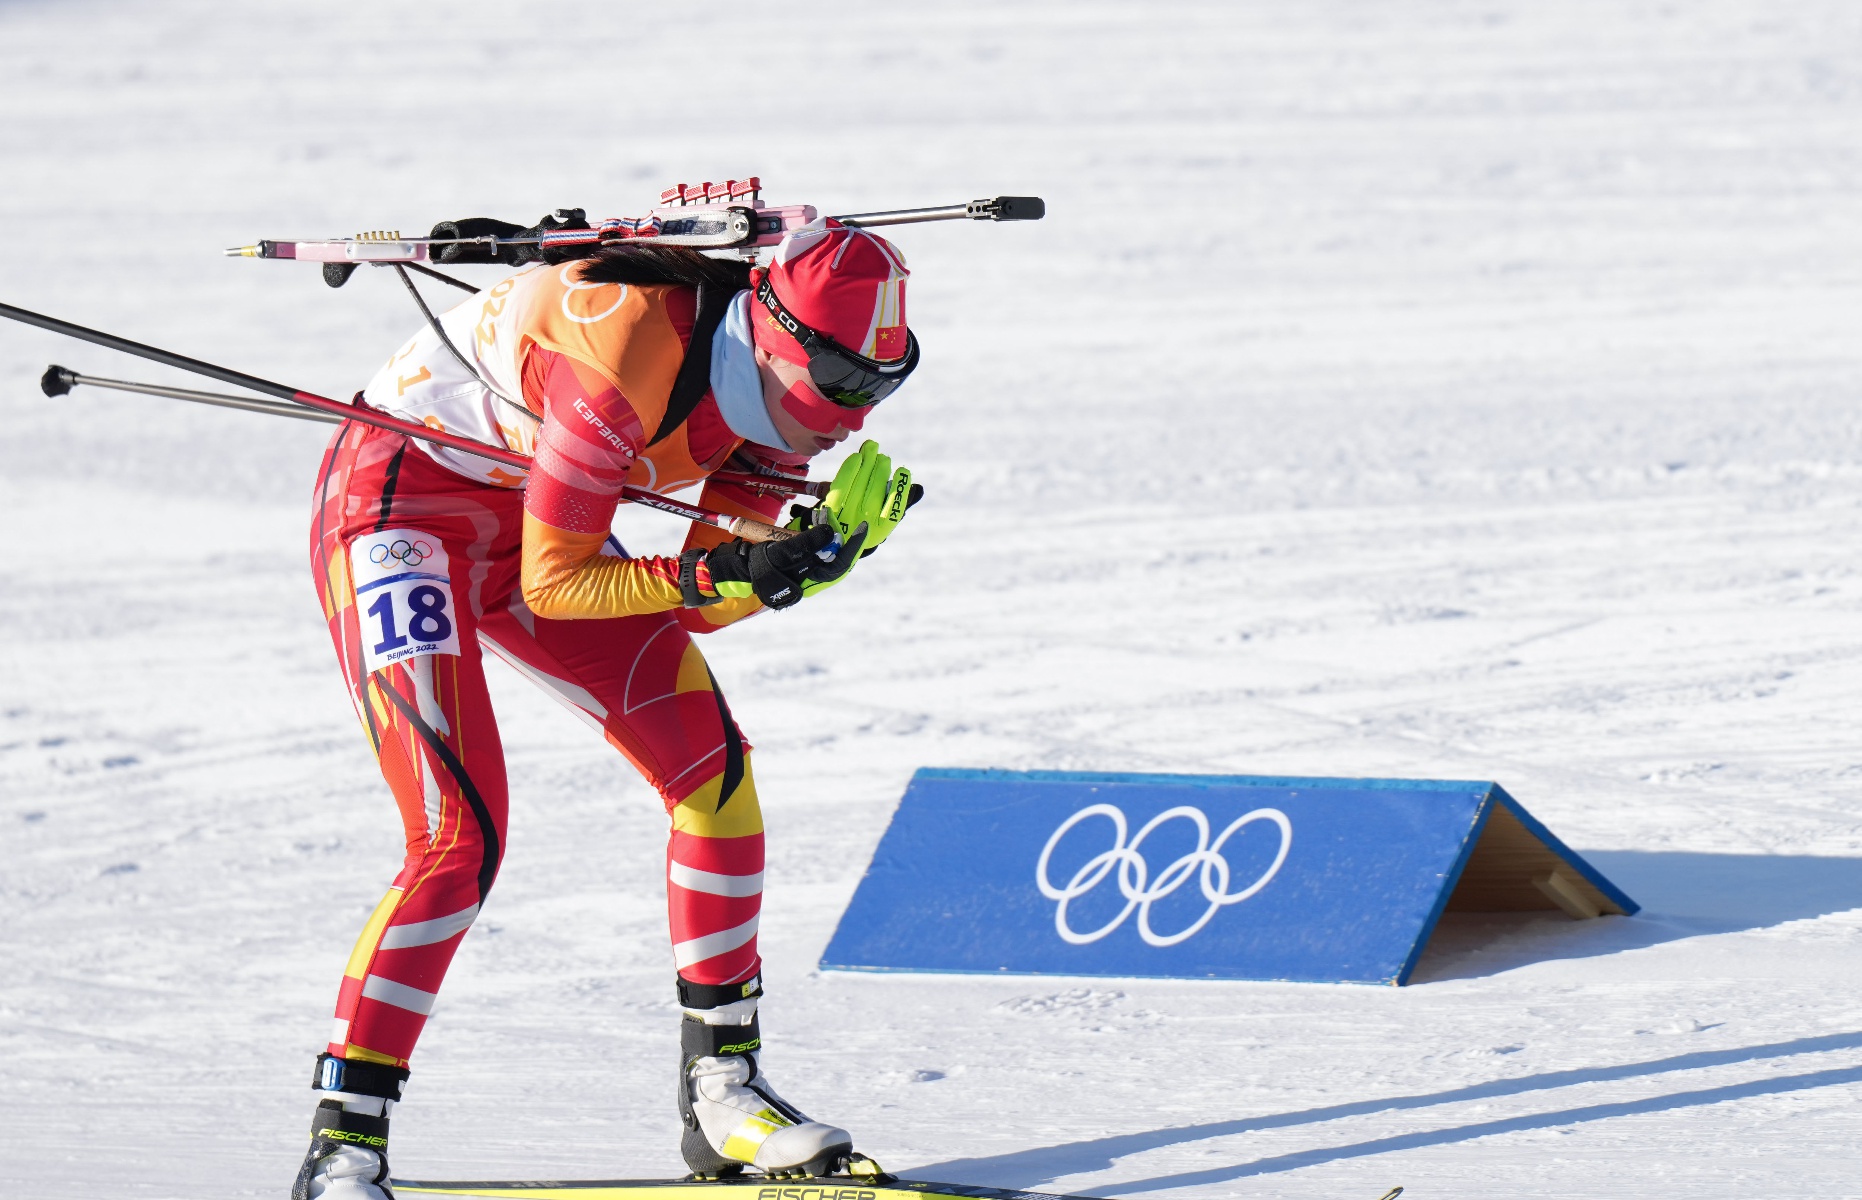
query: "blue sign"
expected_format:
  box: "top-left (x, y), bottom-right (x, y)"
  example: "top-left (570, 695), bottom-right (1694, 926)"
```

top-left (821, 769), bottom-right (1636, 985)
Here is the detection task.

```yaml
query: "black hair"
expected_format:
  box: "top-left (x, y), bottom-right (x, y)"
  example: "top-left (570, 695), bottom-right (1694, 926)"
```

top-left (573, 243), bottom-right (752, 292)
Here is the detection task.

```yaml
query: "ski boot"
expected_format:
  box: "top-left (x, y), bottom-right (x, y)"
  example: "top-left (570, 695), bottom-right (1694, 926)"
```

top-left (292, 1053), bottom-right (409, 1200)
top-left (676, 975), bottom-right (853, 1178)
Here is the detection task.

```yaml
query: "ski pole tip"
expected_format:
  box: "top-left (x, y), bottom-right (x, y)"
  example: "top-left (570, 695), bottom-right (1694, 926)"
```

top-left (224, 244), bottom-right (262, 257)
top-left (39, 364), bottom-right (78, 397)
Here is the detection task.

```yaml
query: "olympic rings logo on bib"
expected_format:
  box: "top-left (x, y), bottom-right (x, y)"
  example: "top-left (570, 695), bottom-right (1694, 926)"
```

top-left (1035, 803), bottom-right (1293, 947)
top-left (369, 538), bottom-right (435, 568)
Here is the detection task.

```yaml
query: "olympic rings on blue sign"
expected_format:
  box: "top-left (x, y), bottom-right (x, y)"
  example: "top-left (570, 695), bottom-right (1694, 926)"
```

top-left (1035, 803), bottom-right (1293, 947)
top-left (368, 538), bottom-right (435, 567)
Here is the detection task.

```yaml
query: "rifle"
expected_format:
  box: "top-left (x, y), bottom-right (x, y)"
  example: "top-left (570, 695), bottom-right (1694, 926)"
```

top-left (6, 180), bottom-right (1044, 538)
top-left (223, 177), bottom-right (1044, 289)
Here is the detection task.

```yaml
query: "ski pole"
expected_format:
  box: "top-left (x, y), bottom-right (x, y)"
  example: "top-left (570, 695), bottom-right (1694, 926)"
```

top-left (35, 361), bottom-right (790, 540)
top-left (707, 470), bottom-right (828, 500)
top-left (38, 363), bottom-right (794, 540)
top-left (40, 365), bottom-right (342, 424)
top-left (3, 301), bottom-right (792, 541)
top-left (21, 329), bottom-right (828, 501)
top-left (14, 305), bottom-right (811, 506)
top-left (3, 299), bottom-right (335, 409)
top-left (38, 362), bottom-right (790, 539)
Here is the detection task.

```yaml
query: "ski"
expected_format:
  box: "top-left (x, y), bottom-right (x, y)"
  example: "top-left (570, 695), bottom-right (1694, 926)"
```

top-left (394, 1178), bottom-right (1088, 1200)
top-left (394, 1179), bottom-right (1404, 1200)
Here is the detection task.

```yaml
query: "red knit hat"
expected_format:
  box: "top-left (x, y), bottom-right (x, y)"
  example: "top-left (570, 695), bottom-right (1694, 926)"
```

top-left (753, 218), bottom-right (910, 366)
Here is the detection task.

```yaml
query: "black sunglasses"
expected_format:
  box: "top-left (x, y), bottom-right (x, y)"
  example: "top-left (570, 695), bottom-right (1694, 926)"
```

top-left (754, 274), bottom-right (920, 408)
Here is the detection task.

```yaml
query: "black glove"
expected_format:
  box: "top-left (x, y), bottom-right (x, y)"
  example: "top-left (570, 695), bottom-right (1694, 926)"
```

top-left (705, 521), bottom-right (868, 610)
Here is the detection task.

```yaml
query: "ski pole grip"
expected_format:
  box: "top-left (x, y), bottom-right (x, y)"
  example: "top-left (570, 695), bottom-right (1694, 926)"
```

top-left (729, 516), bottom-right (794, 543)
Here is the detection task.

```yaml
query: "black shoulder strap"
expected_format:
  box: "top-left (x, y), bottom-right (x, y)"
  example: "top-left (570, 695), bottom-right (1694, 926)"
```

top-left (648, 282), bottom-right (735, 447)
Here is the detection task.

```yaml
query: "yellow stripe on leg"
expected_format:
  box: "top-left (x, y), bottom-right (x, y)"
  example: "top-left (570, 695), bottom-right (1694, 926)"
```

top-left (343, 886), bottom-right (404, 980)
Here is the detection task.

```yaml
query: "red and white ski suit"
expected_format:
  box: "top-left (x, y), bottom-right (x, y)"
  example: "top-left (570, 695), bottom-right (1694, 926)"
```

top-left (310, 263), bottom-right (795, 1068)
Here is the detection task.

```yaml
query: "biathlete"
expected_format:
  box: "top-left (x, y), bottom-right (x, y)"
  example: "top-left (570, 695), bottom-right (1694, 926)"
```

top-left (296, 218), bottom-right (919, 1200)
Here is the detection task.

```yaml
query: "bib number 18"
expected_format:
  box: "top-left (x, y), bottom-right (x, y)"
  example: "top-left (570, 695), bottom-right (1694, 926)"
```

top-left (365, 584), bottom-right (454, 655)
top-left (349, 530), bottom-right (462, 674)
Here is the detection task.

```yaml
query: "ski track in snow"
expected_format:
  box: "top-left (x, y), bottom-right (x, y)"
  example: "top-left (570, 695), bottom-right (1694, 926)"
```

top-left (3, 2), bottom-right (1862, 1197)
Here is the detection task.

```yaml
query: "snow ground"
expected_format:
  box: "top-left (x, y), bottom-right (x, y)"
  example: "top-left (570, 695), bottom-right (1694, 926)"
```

top-left (4, 1), bottom-right (1862, 1197)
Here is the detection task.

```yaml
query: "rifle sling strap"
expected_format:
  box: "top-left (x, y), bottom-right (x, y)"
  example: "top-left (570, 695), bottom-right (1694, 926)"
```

top-left (648, 281), bottom-right (735, 447)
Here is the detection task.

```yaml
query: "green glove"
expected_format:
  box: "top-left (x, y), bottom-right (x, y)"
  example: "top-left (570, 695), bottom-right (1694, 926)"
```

top-left (781, 442), bottom-right (915, 597)
top-left (820, 440), bottom-right (917, 556)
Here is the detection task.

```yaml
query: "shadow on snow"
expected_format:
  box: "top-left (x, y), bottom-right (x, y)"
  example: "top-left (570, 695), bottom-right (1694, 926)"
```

top-left (908, 851), bottom-right (1862, 1192)
top-left (907, 1030), bottom-right (1862, 1192)
top-left (1409, 849), bottom-right (1862, 983)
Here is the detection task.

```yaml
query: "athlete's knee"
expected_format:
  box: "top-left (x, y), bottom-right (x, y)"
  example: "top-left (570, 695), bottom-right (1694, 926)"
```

top-left (394, 838), bottom-right (500, 904)
top-left (668, 757), bottom-right (762, 838)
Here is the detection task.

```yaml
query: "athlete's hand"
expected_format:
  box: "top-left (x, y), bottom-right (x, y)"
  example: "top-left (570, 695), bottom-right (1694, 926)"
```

top-left (706, 521), bottom-right (867, 610)
top-left (818, 441), bottom-right (918, 558)
top-left (776, 443), bottom-right (920, 599)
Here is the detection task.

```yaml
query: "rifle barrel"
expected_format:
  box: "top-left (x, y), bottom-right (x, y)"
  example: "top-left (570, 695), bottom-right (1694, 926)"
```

top-left (832, 205), bottom-right (971, 227)
top-left (831, 196), bottom-right (1045, 227)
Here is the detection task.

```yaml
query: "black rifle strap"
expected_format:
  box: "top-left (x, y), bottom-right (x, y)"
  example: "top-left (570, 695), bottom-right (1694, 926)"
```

top-left (648, 282), bottom-right (736, 447)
